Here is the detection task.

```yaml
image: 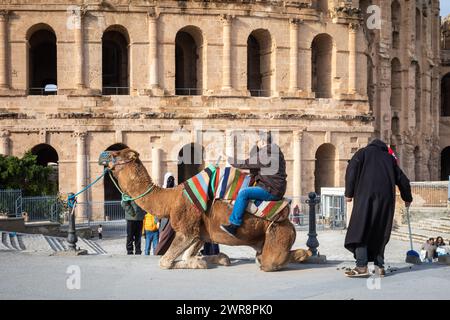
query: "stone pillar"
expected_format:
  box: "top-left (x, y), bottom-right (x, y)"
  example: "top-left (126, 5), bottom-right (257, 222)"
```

top-left (292, 130), bottom-right (303, 207)
top-left (0, 10), bottom-right (9, 89)
top-left (225, 130), bottom-right (234, 163)
top-left (151, 147), bottom-right (161, 185)
top-left (148, 11), bottom-right (159, 89)
top-left (221, 14), bottom-right (233, 91)
top-left (348, 23), bottom-right (358, 94)
top-left (74, 8), bottom-right (85, 89)
top-left (0, 129), bottom-right (10, 155)
top-left (289, 19), bottom-right (301, 92)
top-left (75, 131), bottom-right (88, 221)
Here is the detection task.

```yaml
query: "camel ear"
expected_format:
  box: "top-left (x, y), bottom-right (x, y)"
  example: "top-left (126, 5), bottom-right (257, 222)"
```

top-left (127, 150), bottom-right (139, 160)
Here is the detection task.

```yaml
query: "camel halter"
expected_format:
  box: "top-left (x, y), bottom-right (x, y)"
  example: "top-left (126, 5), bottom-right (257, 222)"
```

top-left (107, 170), bottom-right (155, 202)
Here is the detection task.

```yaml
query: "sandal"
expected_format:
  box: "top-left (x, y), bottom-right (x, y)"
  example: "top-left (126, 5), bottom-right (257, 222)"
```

top-left (374, 266), bottom-right (386, 277)
top-left (345, 267), bottom-right (370, 278)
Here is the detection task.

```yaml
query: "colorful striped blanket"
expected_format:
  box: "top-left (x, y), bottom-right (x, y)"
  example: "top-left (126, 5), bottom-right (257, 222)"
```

top-left (182, 165), bottom-right (290, 221)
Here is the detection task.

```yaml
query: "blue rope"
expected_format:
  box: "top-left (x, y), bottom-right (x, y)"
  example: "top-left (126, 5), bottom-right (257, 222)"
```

top-left (68, 168), bottom-right (109, 208)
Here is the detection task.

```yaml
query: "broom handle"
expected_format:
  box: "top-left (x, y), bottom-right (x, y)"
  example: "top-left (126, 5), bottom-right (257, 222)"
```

top-left (406, 206), bottom-right (414, 251)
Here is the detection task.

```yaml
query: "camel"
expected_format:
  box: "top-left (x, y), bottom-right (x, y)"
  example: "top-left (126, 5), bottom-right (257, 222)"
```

top-left (100, 148), bottom-right (312, 271)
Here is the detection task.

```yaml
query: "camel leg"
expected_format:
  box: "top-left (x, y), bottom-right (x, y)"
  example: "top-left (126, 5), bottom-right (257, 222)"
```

top-left (159, 233), bottom-right (207, 270)
top-left (183, 241), bottom-right (231, 267)
top-left (259, 222), bottom-right (296, 272)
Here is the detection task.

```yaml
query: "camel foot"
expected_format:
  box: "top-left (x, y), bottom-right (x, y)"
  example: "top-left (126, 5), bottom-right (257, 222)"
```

top-left (159, 258), bottom-right (174, 269)
top-left (290, 249), bottom-right (313, 263)
top-left (214, 253), bottom-right (231, 266)
top-left (172, 257), bottom-right (209, 269)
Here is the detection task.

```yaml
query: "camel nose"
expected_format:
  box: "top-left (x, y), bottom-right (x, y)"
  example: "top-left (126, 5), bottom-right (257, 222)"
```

top-left (98, 151), bottom-right (112, 167)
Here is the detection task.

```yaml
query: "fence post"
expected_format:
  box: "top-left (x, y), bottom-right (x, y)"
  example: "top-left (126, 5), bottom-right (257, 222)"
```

top-left (306, 192), bottom-right (320, 256)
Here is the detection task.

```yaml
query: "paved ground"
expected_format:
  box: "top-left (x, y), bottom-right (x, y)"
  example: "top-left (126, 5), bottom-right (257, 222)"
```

top-left (1, 230), bottom-right (449, 300)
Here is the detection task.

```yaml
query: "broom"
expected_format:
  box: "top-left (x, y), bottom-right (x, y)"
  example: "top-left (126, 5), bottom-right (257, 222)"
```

top-left (405, 206), bottom-right (422, 264)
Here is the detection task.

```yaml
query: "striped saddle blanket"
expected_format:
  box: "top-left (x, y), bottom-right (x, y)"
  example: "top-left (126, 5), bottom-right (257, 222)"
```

top-left (182, 165), bottom-right (290, 221)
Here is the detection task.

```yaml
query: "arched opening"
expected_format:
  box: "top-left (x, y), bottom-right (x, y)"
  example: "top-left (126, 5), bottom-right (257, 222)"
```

top-left (28, 27), bottom-right (57, 95)
top-left (390, 58), bottom-right (402, 111)
top-left (367, 55), bottom-right (374, 111)
top-left (415, 8), bottom-right (421, 53)
top-left (441, 73), bottom-right (450, 116)
top-left (177, 143), bottom-right (204, 184)
top-left (31, 144), bottom-right (58, 193)
top-left (412, 62), bottom-right (421, 129)
top-left (102, 27), bottom-right (129, 95)
top-left (314, 143), bottom-right (336, 194)
top-left (175, 26), bottom-right (203, 96)
top-left (414, 146), bottom-right (420, 181)
top-left (103, 143), bottom-right (128, 203)
top-left (391, 0), bottom-right (401, 49)
top-left (247, 29), bottom-right (272, 97)
top-left (312, 34), bottom-right (333, 98)
top-left (441, 147), bottom-right (450, 180)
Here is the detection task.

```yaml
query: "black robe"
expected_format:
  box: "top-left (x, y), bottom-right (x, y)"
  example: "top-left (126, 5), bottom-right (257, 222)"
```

top-left (344, 139), bottom-right (413, 261)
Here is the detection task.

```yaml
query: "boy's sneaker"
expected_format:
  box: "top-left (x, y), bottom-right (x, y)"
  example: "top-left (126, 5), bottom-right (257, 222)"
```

top-left (220, 224), bottom-right (239, 238)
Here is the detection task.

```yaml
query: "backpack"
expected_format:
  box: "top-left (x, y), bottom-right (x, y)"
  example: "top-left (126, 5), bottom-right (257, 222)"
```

top-left (145, 214), bottom-right (158, 232)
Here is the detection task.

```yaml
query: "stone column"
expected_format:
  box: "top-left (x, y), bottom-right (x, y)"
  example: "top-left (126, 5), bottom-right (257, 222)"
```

top-left (348, 23), bottom-right (358, 94)
top-left (225, 130), bottom-right (234, 163)
top-left (151, 146), bottom-right (161, 185)
top-left (75, 131), bottom-right (88, 221)
top-left (292, 130), bottom-right (303, 207)
top-left (0, 129), bottom-right (10, 155)
top-left (148, 11), bottom-right (159, 89)
top-left (0, 10), bottom-right (9, 89)
top-left (74, 8), bottom-right (86, 89)
top-left (289, 19), bottom-right (301, 92)
top-left (221, 14), bottom-right (233, 91)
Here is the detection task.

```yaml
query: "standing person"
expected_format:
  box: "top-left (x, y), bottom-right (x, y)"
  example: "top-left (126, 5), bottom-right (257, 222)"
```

top-left (97, 224), bottom-right (103, 240)
top-left (344, 139), bottom-right (412, 277)
top-left (122, 200), bottom-right (145, 255)
top-left (143, 212), bottom-right (159, 255)
top-left (220, 132), bottom-right (287, 238)
top-left (155, 172), bottom-right (177, 256)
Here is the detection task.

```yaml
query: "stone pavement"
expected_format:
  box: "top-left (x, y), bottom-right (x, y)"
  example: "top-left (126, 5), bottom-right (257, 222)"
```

top-left (1, 230), bottom-right (449, 300)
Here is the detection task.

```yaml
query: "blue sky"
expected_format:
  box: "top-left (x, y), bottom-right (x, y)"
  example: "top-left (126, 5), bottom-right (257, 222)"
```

top-left (442, 0), bottom-right (450, 17)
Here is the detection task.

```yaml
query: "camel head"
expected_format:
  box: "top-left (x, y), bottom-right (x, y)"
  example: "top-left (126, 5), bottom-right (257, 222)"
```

top-left (98, 148), bottom-right (140, 176)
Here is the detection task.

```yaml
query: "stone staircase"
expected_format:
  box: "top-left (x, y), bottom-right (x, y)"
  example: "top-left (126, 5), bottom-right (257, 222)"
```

top-left (0, 230), bottom-right (107, 255)
top-left (392, 216), bottom-right (450, 244)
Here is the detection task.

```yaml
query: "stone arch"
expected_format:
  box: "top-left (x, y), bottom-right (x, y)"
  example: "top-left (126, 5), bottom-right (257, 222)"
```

top-left (311, 33), bottom-right (333, 98)
top-left (390, 57), bottom-right (402, 135)
top-left (177, 143), bottom-right (204, 184)
top-left (175, 26), bottom-right (204, 95)
top-left (441, 147), bottom-right (450, 181)
top-left (27, 25), bottom-right (57, 95)
top-left (314, 143), bottom-right (337, 194)
top-left (102, 25), bottom-right (130, 95)
top-left (441, 73), bottom-right (450, 116)
top-left (411, 61), bottom-right (421, 129)
top-left (104, 143), bottom-right (129, 202)
top-left (247, 29), bottom-right (273, 97)
top-left (31, 143), bottom-right (59, 191)
top-left (391, 0), bottom-right (401, 49)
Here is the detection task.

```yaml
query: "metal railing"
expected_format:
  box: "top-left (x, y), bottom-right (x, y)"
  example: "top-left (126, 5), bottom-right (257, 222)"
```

top-left (0, 189), bottom-right (22, 216)
top-left (408, 181), bottom-right (448, 208)
top-left (287, 195), bottom-right (325, 231)
top-left (175, 87), bottom-right (202, 96)
top-left (248, 89), bottom-right (272, 97)
top-left (28, 88), bottom-right (57, 95)
top-left (102, 87), bottom-right (130, 95)
top-left (20, 196), bottom-right (61, 222)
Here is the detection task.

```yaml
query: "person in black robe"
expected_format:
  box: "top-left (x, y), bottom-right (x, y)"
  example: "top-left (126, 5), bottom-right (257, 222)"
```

top-left (154, 173), bottom-right (176, 256)
top-left (344, 139), bottom-right (412, 277)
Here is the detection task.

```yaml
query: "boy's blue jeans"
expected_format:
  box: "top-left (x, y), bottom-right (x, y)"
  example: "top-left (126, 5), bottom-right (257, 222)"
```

top-left (145, 230), bottom-right (159, 255)
top-left (229, 186), bottom-right (278, 226)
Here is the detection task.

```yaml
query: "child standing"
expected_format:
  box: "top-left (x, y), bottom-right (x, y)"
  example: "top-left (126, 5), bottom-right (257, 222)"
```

top-left (143, 213), bottom-right (159, 255)
top-left (98, 224), bottom-right (103, 240)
